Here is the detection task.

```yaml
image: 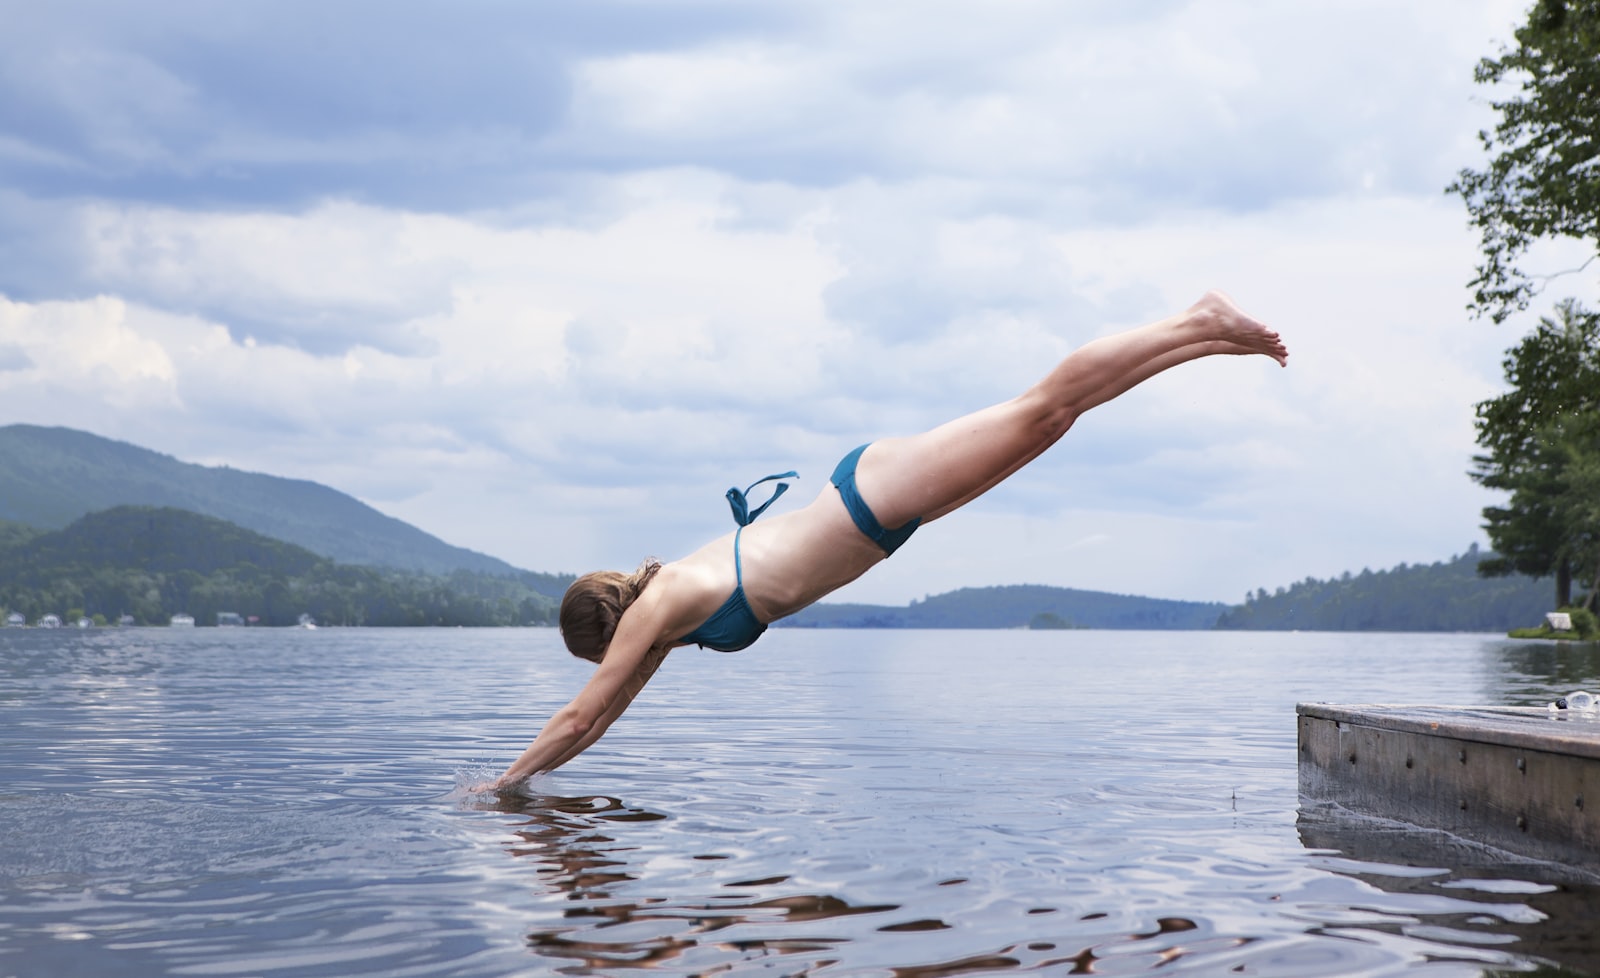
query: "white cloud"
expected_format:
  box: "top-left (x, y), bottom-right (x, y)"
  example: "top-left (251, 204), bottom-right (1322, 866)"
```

top-left (0, 295), bottom-right (179, 412)
top-left (75, 200), bottom-right (455, 355)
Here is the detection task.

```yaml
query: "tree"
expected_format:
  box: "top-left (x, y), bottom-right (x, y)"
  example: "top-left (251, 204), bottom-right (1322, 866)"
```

top-left (1551, 409), bottom-right (1600, 610)
top-left (1448, 0), bottom-right (1600, 323)
top-left (1471, 301), bottom-right (1600, 608)
top-left (1456, 1), bottom-right (1600, 612)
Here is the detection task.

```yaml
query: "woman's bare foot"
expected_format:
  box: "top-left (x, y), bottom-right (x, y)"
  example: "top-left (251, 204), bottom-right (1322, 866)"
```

top-left (1188, 290), bottom-right (1288, 366)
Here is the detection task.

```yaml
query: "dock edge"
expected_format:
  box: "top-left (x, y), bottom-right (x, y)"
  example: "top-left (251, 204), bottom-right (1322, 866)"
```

top-left (1297, 702), bottom-right (1599, 867)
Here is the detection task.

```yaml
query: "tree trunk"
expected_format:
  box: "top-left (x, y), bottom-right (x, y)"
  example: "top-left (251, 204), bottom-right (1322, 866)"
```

top-left (1557, 557), bottom-right (1572, 608)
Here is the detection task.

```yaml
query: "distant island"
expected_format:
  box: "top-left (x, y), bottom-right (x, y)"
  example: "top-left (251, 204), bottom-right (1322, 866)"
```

top-left (780, 584), bottom-right (1225, 631)
top-left (0, 424), bottom-right (1559, 632)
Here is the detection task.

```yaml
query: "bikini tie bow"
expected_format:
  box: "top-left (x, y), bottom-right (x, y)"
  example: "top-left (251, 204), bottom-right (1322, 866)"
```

top-left (725, 470), bottom-right (799, 526)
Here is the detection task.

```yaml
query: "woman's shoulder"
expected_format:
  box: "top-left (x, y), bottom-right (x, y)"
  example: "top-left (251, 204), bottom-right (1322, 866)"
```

top-left (638, 556), bottom-right (733, 638)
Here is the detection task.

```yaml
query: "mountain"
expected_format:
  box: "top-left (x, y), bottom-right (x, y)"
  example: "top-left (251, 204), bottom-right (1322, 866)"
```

top-left (780, 584), bottom-right (1227, 630)
top-left (0, 506), bottom-right (560, 627)
top-left (0, 424), bottom-right (549, 581)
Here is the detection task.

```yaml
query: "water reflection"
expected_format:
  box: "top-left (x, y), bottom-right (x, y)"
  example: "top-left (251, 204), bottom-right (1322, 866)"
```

top-left (481, 791), bottom-right (872, 971)
top-left (479, 791), bottom-right (1238, 976)
top-left (1297, 804), bottom-right (1600, 976)
top-left (1480, 638), bottom-right (1600, 706)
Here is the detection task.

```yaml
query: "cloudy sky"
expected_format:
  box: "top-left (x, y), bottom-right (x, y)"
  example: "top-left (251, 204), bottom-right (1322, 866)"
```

top-left (0, 0), bottom-right (1578, 606)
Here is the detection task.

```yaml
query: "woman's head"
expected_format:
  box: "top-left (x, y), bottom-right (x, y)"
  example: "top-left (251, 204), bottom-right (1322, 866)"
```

top-left (559, 559), bottom-right (661, 663)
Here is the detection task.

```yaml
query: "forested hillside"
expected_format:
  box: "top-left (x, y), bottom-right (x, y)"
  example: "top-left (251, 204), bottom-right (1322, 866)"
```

top-left (1214, 544), bottom-right (1550, 631)
top-left (0, 507), bottom-right (559, 627)
top-left (0, 518), bottom-right (40, 551)
top-left (0, 424), bottom-right (549, 579)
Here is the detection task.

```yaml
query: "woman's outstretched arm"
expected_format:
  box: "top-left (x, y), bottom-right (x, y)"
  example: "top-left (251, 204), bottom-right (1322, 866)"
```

top-left (539, 646), bottom-right (669, 774)
top-left (489, 592), bottom-right (674, 788)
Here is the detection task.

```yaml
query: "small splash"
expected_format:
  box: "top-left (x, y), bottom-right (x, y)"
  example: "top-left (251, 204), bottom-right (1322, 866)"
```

top-left (453, 764), bottom-right (500, 794)
top-left (450, 765), bottom-right (547, 804)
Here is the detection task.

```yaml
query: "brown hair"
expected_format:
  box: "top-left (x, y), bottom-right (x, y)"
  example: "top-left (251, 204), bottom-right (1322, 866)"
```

top-left (559, 559), bottom-right (662, 663)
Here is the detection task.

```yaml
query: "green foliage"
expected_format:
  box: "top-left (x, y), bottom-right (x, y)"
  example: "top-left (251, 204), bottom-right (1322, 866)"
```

top-left (1448, 0), bottom-right (1600, 322)
top-left (1566, 605), bottom-right (1600, 638)
top-left (1471, 301), bottom-right (1600, 609)
top-left (0, 506), bottom-right (559, 627)
top-left (1510, 605), bottom-right (1598, 640)
top-left (0, 518), bottom-right (40, 550)
top-left (1557, 421), bottom-right (1600, 609)
top-left (1215, 544), bottom-right (1549, 631)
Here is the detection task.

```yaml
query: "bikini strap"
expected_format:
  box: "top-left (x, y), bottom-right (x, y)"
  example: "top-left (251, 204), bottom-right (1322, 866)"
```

top-left (733, 526), bottom-right (745, 587)
top-left (724, 470), bottom-right (799, 526)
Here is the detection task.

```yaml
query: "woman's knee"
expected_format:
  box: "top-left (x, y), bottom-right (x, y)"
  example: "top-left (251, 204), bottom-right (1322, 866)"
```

top-left (1017, 388), bottom-right (1078, 441)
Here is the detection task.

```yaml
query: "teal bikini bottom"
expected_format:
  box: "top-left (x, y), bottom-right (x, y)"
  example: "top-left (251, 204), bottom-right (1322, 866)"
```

top-left (831, 443), bottom-right (920, 556)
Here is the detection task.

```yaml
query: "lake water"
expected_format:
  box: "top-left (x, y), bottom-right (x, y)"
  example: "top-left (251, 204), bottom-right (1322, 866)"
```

top-left (3, 627), bottom-right (1600, 978)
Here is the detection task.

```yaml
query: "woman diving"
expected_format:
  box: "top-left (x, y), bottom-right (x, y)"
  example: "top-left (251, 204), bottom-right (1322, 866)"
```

top-left (487, 290), bottom-right (1288, 789)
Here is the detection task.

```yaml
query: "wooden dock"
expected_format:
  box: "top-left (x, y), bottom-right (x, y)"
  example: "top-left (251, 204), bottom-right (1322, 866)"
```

top-left (1297, 703), bottom-right (1600, 868)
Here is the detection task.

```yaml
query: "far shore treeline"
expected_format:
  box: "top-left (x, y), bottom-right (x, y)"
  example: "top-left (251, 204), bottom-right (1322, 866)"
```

top-left (781, 544), bottom-right (1548, 632)
top-left (0, 505), bottom-right (1553, 632)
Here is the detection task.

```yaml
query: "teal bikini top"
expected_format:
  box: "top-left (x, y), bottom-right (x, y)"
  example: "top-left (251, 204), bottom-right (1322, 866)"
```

top-left (676, 470), bottom-right (796, 653)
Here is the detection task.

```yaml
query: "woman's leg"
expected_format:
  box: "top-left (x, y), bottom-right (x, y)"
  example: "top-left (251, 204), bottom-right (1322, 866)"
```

top-left (854, 291), bottom-right (1287, 528)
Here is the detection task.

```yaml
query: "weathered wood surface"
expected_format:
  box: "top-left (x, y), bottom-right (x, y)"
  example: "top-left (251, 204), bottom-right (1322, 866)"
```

top-left (1298, 703), bottom-right (1600, 867)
